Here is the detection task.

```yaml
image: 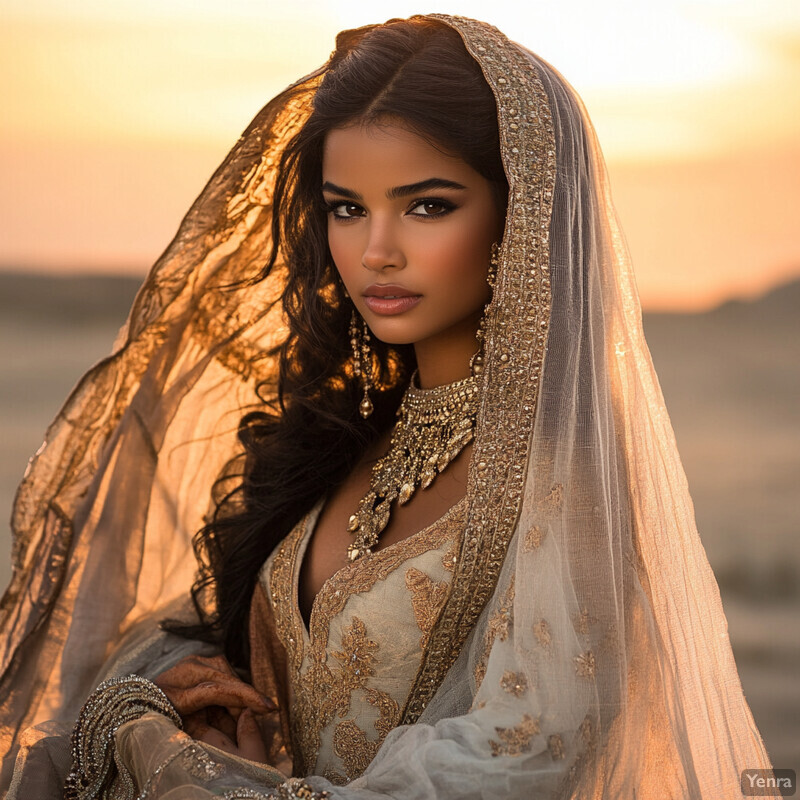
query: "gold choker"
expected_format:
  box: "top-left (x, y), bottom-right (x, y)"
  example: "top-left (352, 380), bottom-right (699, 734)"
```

top-left (347, 370), bottom-right (479, 560)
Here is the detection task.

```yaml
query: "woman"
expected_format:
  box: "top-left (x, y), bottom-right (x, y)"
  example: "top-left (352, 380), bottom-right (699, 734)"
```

top-left (0, 14), bottom-right (776, 799)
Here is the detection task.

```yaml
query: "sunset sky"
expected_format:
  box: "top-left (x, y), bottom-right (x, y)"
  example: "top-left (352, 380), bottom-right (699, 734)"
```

top-left (1, 0), bottom-right (798, 309)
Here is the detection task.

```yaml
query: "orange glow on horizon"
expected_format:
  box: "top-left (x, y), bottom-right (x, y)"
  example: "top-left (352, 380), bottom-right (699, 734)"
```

top-left (1, 0), bottom-right (798, 310)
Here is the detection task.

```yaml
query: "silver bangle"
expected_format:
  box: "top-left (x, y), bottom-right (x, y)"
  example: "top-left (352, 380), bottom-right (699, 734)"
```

top-left (64, 674), bottom-right (183, 800)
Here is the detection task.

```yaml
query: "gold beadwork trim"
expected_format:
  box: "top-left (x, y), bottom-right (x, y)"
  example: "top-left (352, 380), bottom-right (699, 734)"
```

top-left (401, 15), bottom-right (556, 724)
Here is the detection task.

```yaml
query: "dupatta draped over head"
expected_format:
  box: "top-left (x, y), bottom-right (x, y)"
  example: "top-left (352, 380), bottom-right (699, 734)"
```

top-left (0, 14), bottom-right (776, 799)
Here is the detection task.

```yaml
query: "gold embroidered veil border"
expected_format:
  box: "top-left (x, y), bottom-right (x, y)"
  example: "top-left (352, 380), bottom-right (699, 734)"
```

top-left (0, 12), bottom-right (777, 800)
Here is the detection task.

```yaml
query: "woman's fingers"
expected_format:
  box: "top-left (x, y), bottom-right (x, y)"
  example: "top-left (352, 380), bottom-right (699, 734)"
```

top-left (181, 710), bottom-right (209, 740)
top-left (236, 708), bottom-right (268, 763)
top-left (153, 655), bottom-right (271, 762)
top-left (206, 705), bottom-right (239, 742)
top-left (154, 656), bottom-right (276, 718)
top-left (167, 680), bottom-right (275, 716)
top-left (191, 720), bottom-right (239, 755)
top-left (156, 655), bottom-right (241, 690)
top-left (188, 710), bottom-right (267, 762)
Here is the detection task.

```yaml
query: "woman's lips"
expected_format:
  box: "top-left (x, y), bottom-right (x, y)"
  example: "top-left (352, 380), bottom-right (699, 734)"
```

top-left (363, 295), bottom-right (422, 315)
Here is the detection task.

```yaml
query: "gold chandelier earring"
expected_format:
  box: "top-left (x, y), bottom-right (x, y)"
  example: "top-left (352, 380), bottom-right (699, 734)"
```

top-left (470, 240), bottom-right (500, 378)
top-left (349, 309), bottom-right (374, 418)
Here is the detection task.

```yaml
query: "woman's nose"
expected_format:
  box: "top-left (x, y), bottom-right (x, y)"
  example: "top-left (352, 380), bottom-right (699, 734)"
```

top-left (361, 219), bottom-right (405, 271)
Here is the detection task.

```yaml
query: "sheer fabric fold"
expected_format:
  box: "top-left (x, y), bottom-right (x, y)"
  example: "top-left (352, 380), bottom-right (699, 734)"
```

top-left (0, 13), bottom-right (775, 799)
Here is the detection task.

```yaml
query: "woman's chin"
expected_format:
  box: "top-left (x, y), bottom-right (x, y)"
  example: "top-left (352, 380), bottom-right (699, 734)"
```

top-left (369, 331), bottom-right (419, 347)
top-left (363, 318), bottom-right (426, 347)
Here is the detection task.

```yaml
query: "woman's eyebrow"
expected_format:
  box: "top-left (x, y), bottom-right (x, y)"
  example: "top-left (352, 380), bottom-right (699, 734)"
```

top-left (386, 178), bottom-right (467, 199)
top-left (322, 181), bottom-right (362, 200)
top-left (321, 178), bottom-right (467, 201)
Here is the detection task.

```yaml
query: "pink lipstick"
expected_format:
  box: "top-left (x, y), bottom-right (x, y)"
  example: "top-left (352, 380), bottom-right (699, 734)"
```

top-left (363, 284), bottom-right (422, 316)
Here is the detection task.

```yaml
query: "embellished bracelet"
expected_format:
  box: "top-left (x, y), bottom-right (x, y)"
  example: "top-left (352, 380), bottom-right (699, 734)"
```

top-left (275, 779), bottom-right (331, 800)
top-left (64, 674), bottom-right (183, 800)
top-left (222, 779), bottom-right (331, 799)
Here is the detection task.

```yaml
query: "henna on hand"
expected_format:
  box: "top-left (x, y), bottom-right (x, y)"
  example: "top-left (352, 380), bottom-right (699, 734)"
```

top-left (154, 654), bottom-right (275, 761)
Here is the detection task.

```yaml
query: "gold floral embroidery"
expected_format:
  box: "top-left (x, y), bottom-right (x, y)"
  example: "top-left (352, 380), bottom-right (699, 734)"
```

top-left (574, 650), bottom-right (596, 679)
top-left (405, 568), bottom-right (450, 648)
top-left (488, 592), bottom-right (514, 645)
top-left (492, 611), bottom-right (513, 642)
top-left (548, 733), bottom-right (565, 760)
top-left (331, 617), bottom-right (378, 689)
top-left (537, 483), bottom-right (564, 514)
top-left (597, 621), bottom-right (620, 656)
top-left (404, 14), bottom-right (555, 724)
top-left (523, 525), bottom-right (545, 551)
top-left (195, 287), bottom-right (281, 385)
top-left (474, 605), bottom-right (510, 689)
top-left (489, 714), bottom-right (541, 757)
top-left (267, 497), bottom-right (466, 776)
top-left (332, 687), bottom-right (400, 780)
top-left (474, 577), bottom-right (516, 690)
top-left (291, 616), bottom-right (381, 776)
top-left (533, 618), bottom-right (552, 650)
top-left (580, 714), bottom-right (595, 747)
top-left (322, 766), bottom-right (347, 787)
top-left (500, 670), bottom-right (528, 697)
top-left (364, 686), bottom-right (401, 739)
top-left (486, 580), bottom-right (514, 647)
top-left (573, 607), bottom-right (595, 635)
top-left (333, 720), bottom-right (375, 779)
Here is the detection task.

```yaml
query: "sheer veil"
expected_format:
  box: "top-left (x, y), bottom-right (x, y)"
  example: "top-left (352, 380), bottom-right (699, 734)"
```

top-left (0, 13), bottom-right (776, 799)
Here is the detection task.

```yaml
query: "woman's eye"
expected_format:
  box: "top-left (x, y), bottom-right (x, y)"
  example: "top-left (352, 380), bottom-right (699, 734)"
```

top-left (328, 202), bottom-right (364, 219)
top-left (408, 200), bottom-right (453, 217)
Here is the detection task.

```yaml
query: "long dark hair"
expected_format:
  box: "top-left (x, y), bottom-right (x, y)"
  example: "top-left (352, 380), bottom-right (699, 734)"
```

top-left (178, 18), bottom-right (508, 668)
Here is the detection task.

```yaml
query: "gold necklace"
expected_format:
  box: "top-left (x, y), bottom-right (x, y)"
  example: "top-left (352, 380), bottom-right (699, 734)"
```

top-left (346, 369), bottom-right (479, 561)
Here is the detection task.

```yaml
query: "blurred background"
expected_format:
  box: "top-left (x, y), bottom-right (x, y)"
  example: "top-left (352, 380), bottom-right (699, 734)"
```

top-left (1, 0), bottom-right (798, 772)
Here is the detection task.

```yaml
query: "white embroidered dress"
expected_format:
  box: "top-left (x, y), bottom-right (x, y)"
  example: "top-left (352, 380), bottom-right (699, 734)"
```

top-left (261, 497), bottom-right (467, 783)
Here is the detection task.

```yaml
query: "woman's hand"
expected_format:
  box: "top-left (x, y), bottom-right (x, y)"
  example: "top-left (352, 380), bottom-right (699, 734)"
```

top-left (154, 654), bottom-right (276, 761)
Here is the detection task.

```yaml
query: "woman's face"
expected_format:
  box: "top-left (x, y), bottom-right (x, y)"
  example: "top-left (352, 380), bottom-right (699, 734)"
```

top-left (322, 121), bottom-right (505, 358)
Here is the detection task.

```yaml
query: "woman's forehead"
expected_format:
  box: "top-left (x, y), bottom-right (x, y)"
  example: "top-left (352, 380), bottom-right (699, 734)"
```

top-left (322, 122), bottom-right (481, 190)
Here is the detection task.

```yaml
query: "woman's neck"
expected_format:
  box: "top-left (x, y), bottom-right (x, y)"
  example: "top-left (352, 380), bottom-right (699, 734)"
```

top-left (412, 310), bottom-right (481, 389)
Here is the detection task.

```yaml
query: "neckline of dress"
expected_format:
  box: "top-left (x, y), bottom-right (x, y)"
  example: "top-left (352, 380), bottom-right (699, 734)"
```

top-left (294, 494), bottom-right (469, 638)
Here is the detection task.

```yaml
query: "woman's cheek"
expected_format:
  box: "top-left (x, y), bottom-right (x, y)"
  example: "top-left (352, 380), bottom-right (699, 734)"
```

top-left (328, 236), bottom-right (357, 284)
